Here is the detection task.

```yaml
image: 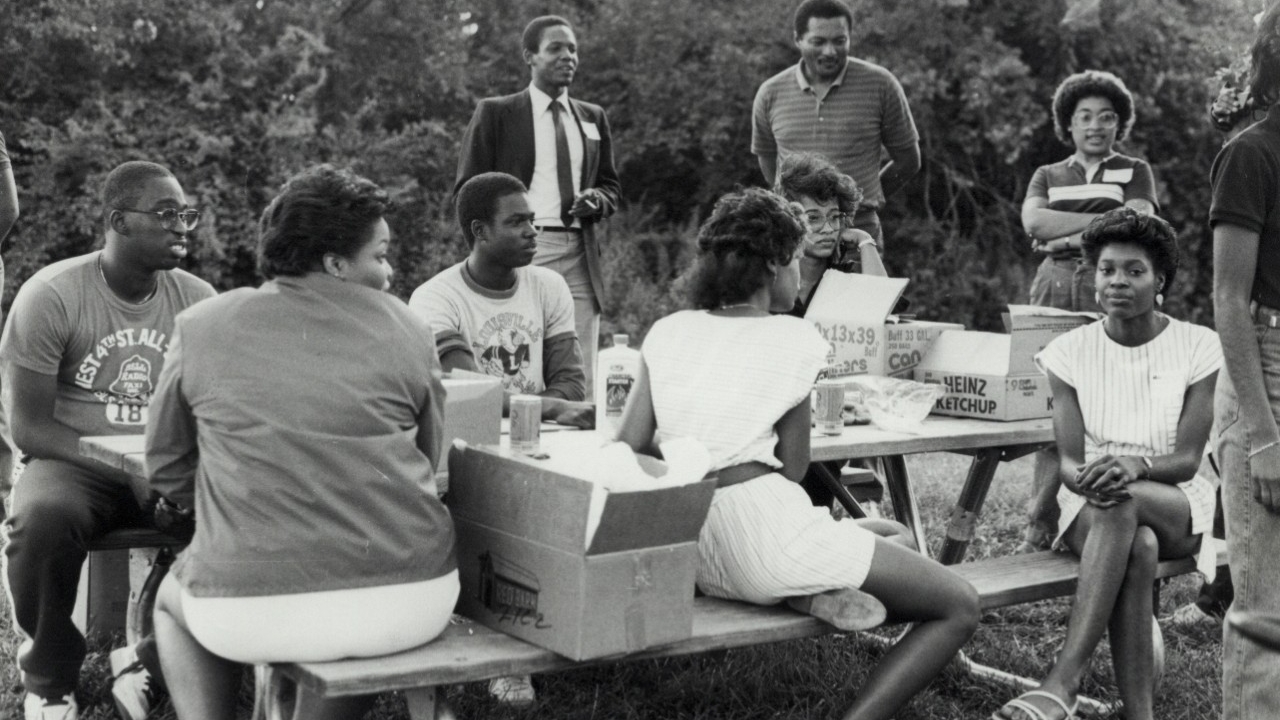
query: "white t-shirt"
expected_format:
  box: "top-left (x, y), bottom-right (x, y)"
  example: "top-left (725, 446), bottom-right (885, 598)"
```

top-left (642, 311), bottom-right (829, 471)
top-left (409, 261), bottom-right (576, 395)
top-left (1036, 317), bottom-right (1223, 461)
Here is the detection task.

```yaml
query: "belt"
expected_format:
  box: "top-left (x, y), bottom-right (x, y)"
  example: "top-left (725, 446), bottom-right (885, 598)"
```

top-left (713, 461), bottom-right (773, 489)
top-left (534, 225), bottom-right (582, 234)
top-left (1253, 301), bottom-right (1280, 328)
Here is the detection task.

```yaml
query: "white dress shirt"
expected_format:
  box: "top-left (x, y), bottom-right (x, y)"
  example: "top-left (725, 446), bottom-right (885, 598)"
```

top-left (528, 83), bottom-right (585, 229)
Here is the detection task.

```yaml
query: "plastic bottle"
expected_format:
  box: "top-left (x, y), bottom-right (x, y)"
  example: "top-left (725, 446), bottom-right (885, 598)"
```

top-left (595, 334), bottom-right (641, 436)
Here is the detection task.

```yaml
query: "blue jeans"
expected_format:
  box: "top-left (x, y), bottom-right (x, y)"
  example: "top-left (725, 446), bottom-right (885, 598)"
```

top-left (1029, 255), bottom-right (1101, 312)
top-left (1217, 313), bottom-right (1280, 720)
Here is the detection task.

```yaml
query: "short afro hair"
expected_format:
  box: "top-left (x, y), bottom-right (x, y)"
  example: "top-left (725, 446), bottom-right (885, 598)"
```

top-left (1081, 207), bottom-right (1179, 291)
top-left (775, 152), bottom-right (863, 214)
top-left (793, 0), bottom-right (854, 38)
top-left (1052, 70), bottom-right (1136, 144)
top-left (101, 161), bottom-right (176, 220)
top-left (684, 188), bottom-right (807, 310)
top-left (258, 164), bottom-right (390, 279)
top-left (522, 15), bottom-right (572, 54)
top-left (455, 172), bottom-right (528, 246)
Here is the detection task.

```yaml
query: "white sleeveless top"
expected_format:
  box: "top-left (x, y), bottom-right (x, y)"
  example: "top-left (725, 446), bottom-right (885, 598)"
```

top-left (642, 310), bottom-right (829, 471)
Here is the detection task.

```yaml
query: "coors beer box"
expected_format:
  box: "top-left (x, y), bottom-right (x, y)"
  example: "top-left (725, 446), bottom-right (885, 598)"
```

top-left (913, 307), bottom-right (1098, 421)
top-left (804, 271), bottom-right (962, 378)
top-left (447, 436), bottom-right (716, 660)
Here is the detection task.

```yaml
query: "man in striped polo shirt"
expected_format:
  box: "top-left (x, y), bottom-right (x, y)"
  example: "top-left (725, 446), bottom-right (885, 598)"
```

top-left (752, 0), bottom-right (919, 246)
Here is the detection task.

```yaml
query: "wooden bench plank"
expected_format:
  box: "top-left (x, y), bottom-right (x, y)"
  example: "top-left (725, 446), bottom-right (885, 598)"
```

top-left (276, 597), bottom-right (836, 697)
top-left (274, 547), bottom-right (1229, 699)
top-left (956, 549), bottom-right (1224, 611)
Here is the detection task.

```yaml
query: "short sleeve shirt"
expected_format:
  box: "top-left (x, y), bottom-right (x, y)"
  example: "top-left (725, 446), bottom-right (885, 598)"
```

top-left (752, 59), bottom-right (918, 208)
top-left (1036, 318), bottom-right (1221, 458)
top-left (642, 311), bottom-right (829, 471)
top-left (409, 261), bottom-right (576, 395)
top-left (1026, 153), bottom-right (1159, 214)
top-left (0, 252), bottom-right (216, 437)
top-left (1209, 111), bottom-right (1280, 309)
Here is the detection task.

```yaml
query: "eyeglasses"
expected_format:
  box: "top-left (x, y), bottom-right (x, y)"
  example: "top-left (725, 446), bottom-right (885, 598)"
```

top-left (804, 211), bottom-right (849, 231)
top-left (115, 207), bottom-right (202, 231)
top-left (1071, 110), bottom-right (1120, 129)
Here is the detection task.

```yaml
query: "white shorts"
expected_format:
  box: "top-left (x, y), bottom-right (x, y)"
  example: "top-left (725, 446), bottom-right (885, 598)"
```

top-left (182, 570), bottom-right (460, 664)
top-left (696, 473), bottom-right (877, 605)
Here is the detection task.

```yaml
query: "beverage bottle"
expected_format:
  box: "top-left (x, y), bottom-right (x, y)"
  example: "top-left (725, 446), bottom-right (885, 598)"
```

top-left (594, 334), bottom-right (641, 435)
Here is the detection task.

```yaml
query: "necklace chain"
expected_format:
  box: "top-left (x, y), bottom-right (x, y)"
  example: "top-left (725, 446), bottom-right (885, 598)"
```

top-left (717, 302), bottom-right (758, 311)
top-left (98, 253), bottom-right (158, 304)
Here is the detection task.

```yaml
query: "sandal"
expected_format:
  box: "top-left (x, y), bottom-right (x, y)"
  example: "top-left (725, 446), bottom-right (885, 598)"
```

top-left (993, 689), bottom-right (1079, 720)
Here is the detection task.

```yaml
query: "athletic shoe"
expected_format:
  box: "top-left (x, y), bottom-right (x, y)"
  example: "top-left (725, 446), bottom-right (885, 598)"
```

top-left (23, 692), bottom-right (78, 720)
top-left (110, 645), bottom-right (161, 720)
top-left (488, 674), bottom-right (536, 706)
top-left (787, 588), bottom-right (887, 631)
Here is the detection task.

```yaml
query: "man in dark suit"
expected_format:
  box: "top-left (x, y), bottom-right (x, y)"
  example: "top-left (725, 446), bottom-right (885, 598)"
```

top-left (455, 15), bottom-right (621, 401)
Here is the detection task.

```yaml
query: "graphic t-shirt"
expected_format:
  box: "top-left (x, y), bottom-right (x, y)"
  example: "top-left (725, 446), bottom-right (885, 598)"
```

top-left (0, 252), bottom-right (216, 438)
top-left (409, 261), bottom-right (576, 395)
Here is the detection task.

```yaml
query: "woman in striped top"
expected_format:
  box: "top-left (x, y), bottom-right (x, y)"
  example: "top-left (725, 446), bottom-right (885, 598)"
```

top-left (995, 208), bottom-right (1222, 720)
top-left (617, 188), bottom-right (979, 720)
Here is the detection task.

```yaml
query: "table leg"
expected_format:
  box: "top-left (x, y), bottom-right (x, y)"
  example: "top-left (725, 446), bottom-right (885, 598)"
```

top-left (937, 448), bottom-right (1004, 566)
top-left (810, 462), bottom-right (869, 519)
top-left (880, 455), bottom-right (929, 558)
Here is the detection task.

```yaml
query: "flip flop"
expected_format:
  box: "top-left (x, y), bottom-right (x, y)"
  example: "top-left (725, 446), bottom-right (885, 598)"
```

top-left (992, 689), bottom-right (1079, 720)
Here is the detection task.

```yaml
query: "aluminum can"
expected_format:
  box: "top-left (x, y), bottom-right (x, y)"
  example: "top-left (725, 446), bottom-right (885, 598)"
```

top-left (814, 379), bottom-right (845, 435)
top-left (509, 394), bottom-right (542, 454)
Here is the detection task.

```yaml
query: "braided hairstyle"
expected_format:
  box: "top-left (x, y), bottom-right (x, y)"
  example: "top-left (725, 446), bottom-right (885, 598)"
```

top-left (1250, 2), bottom-right (1280, 110)
top-left (684, 188), bottom-right (806, 310)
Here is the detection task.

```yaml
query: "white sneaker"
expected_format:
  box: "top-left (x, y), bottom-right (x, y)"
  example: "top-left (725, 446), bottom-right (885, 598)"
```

top-left (110, 645), bottom-right (161, 720)
top-left (23, 692), bottom-right (78, 720)
top-left (488, 674), bottom-right (536, 706)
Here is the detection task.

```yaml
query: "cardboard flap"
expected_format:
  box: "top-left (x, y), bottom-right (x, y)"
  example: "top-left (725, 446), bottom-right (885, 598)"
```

top-left (448, 444), bottom-right (593, 553)
top-left (586, 479), bottom-right (717, 555)
top-left (1002, 304), bottom-right (1101, 331)
top-left (916, 330), bottom-right (1012, 375)
top-left (806, 272), bottom-right (909, 324)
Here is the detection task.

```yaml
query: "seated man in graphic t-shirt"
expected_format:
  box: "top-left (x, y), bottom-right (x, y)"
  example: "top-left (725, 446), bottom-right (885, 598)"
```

top-left (410, 172), bottom-right (594, 429)
top-left (0, 161), bottom-right (216, 720)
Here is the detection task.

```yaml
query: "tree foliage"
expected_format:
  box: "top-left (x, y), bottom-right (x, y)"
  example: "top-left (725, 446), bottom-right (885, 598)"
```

top-left (0, 0), bottom-right (1265, 336)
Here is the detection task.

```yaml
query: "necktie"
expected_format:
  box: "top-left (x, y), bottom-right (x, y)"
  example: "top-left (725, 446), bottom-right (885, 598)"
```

top-left (550, 101), bottom-right (575, 228)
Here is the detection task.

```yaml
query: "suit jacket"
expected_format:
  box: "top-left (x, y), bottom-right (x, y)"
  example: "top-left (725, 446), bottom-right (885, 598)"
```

top-left (455, 89), bottom-right (621, 312)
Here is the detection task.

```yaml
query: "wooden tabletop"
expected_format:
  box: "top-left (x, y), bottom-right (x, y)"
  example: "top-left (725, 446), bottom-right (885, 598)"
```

top-left (81, 415), bottom-right (1053, 481)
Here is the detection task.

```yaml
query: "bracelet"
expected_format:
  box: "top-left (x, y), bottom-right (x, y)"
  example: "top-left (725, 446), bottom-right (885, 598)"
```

top-left (1140, 455), bottom-right (1154, 478)
top-left (1249, 440), bottom-right (1280, 459)
top-left (857, 236), bottom-right (878, 250)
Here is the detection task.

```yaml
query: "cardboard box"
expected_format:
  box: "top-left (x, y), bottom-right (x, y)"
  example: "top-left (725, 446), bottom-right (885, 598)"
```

top-left (447, 437), bottom-right (716, 660)
top-left (804, 272), bottom-right (962, 377)
top-left (1002, 305), bottom-right (1100, 375)
top-left (914, 331), bottom-right (1053, 421)
top-left (438, 373), bottom-right (503, 491)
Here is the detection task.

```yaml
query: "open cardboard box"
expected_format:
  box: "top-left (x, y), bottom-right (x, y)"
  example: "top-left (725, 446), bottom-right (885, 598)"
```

top-left (447, 435), bottom-right (716, 660)
top-left (804, 272), bottom-right (962, 378)
top-left (913, 307), bottom-right (1097, 421)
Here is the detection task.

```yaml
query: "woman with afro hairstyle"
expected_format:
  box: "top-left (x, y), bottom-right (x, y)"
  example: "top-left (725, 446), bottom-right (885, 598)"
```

top-left (1018, 70), bottom-right (1162, 556)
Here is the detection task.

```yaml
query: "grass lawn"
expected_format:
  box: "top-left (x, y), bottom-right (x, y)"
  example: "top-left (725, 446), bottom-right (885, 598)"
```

top-left (0, 453), bottom-right (1223, 719)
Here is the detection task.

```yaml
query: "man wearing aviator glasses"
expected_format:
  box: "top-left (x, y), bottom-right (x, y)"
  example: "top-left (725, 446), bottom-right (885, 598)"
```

top-left (0, 161), bottom-right (214, 720)
top-left (1018, 70), bottom-right (1160, 555)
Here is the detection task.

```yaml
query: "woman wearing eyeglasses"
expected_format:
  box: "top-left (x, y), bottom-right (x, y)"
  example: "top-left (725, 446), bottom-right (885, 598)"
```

top-left (774, 152), bottom-right (888, 318)
top-left (1019, 70), bottom-right (1161, 554)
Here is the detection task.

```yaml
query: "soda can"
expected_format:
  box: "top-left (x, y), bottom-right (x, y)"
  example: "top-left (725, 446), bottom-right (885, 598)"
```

top-left (509, 394), bottom-right (542, 454)
top-left (814, 379), bottom-right (845, 435)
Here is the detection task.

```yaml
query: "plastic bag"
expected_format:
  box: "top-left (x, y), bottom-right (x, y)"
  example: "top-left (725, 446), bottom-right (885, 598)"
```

top-left (842, 376), bottom-right (943, 434)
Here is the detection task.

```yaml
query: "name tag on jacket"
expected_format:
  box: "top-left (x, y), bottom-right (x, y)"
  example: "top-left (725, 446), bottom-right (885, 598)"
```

top-left (1101, 167), bottom-right (1133, 183)
top-left (581, 122), bottom-right (601, 141)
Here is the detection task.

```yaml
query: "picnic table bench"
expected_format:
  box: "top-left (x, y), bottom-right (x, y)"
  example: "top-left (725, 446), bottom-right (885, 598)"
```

top-left (256, 549), bottom-right (1223, 719)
